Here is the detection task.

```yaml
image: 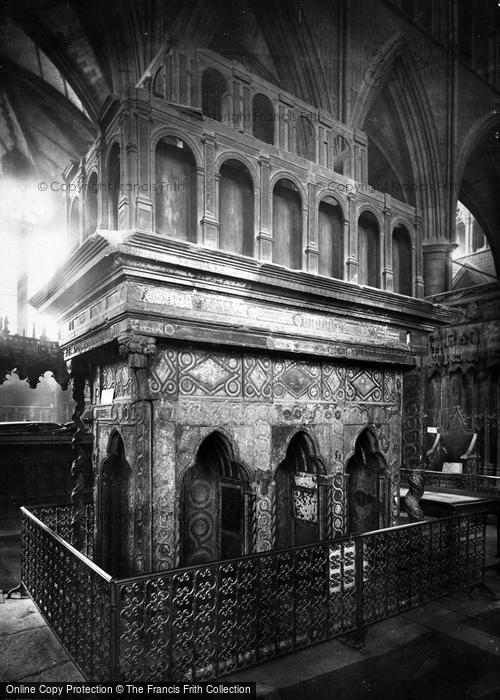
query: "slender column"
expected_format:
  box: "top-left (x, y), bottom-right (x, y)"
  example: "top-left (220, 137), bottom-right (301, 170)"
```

top-left (305, 183), bottom-right (318, 273)
top-left (135, 99), bottom-right (153, 231)
top-left (201, 133), bottom-right (218, 247)
top-left (257, 156), bottom-right (272, 262)
top-left (414, 214), bottom-right (425, 298)
top-left (346, 194), bottom-right (359, 283)
top-left (382, 195), bottom-right (393, 291)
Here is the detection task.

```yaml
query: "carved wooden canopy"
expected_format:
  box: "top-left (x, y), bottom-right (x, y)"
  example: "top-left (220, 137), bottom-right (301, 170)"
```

top-left (0, 321), bottom-right (69, 389)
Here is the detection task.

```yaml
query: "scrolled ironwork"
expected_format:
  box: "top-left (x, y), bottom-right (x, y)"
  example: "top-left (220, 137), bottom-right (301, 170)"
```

top-left (21, 503), bottom-right (485, 684)
top-left (21, 507), bottom-right (111, 681)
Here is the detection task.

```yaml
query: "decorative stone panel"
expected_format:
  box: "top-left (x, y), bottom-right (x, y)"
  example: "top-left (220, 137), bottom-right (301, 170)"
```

top-left (149, 345), bottom-right (401, 406)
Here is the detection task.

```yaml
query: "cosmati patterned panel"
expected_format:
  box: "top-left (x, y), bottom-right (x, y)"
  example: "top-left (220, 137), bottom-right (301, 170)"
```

top-left (149, 347), bottom-right (178, 396)
top-left (332, 473), bottom-right (347, 538)
top-left (345, 368), bottom-right (383, 402)
top-left (243, 356), bottom-right (273, 400)
top-left (401, 368), bottom-right (424, 469)
top-left (273, 360), bottom-right (321, 401)
top-left (178, 351), bottom-right (242, 397)
top-left (322, 364), bottom-right (346, 401)
top-left (383, 370), bottom-right (400, 404)
top-left (102, 361), bottom-right (137, 399)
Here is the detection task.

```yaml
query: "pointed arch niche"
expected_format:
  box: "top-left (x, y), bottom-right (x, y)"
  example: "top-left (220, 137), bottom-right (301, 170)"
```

top-left (346, 428), bottom-right (387, 534)
top-left (275, 431), bottom-right (326, 548)
top-left (180, 432), bottom-right (254, 566)
top-left (96, 430), bottom-right (131, 576)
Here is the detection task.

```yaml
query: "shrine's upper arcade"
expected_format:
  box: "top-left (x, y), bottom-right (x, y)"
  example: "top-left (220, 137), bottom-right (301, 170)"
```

top-left (63, 46), bottom-right (422, 299)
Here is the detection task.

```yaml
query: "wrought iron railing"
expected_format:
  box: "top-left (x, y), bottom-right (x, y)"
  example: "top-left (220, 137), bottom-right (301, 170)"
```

top-left (401, 468), bottom-right (500, 495)
top-left (31, 503), bottom-right (95, 559)
top-left (21, 505), bottom-right (485, 683)
top-left (21, 506), bottom-right (110, 680)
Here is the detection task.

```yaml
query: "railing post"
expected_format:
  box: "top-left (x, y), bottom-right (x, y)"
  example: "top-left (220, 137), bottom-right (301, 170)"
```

top-left (353, 536), bottom-right (365, 648)
top-left (110, 580), bottom-right (120, 682)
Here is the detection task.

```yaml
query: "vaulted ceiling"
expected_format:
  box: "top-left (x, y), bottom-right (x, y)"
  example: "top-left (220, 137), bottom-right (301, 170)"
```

top-left (0, 0), bottom-right (332, 182)
top-left (1, 0), bottom-right (500, 276)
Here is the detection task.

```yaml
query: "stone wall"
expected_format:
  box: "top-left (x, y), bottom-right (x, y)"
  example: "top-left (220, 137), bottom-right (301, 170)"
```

top-left (92, 345), bottom-right (403, 574)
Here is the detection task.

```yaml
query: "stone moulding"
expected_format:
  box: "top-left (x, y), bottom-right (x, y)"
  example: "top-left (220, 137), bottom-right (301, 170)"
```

top-left (29, 232), bottom-right (457, 366)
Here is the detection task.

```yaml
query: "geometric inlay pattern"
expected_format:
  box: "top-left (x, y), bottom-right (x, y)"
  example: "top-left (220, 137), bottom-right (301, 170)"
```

top-left (243, 356), bottom-right (272, 400)
top-left (274, 360), bottom-right (321, 400)
top-left (322, 365), bottom-right (346, 401)
top-left (178, 351), bottom-right (241, 397)
top-left (143, 345), bottom-right (400, 405)
top-left (344, 368), bottom-right (382, 401)
top-left (149, 348), bottom-right (178, 396)
top-left (383, 370), bottom-right (399, 403)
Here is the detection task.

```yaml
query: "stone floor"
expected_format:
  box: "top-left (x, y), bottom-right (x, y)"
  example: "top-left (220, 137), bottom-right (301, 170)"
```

top-left (1, 517), bottom-right (500, 698)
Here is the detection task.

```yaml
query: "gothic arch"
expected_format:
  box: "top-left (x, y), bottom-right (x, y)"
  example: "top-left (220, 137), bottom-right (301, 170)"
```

top-left (351, 36), bottom-right (442, 238)
top-left (179, 431), bottom-right (254, 565)
top-left (274, 430), bottom-right (327, 549)
top-left (345, 427), bottom-right (387, 534)
top-left (96, 429), bottom-right (131, 575)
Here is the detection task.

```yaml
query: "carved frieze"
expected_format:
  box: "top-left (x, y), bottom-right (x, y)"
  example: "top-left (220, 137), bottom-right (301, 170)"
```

top-left (62, 276), bottom-right (415, 363)
top-left (149, 344), bottom-right (402, 405)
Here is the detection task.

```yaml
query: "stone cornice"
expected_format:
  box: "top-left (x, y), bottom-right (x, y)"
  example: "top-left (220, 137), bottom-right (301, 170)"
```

top-left (30, 230), bottom-right (458, 329)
